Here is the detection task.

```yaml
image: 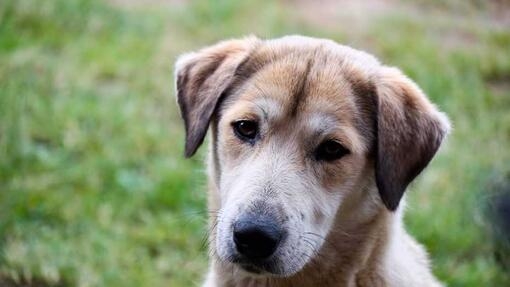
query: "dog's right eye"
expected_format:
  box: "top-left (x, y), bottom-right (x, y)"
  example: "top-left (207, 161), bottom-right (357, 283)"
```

top-left (232, 120), bottom-right (258, 142)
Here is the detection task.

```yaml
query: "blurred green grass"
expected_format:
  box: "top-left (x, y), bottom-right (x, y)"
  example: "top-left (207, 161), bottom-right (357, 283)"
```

top-left (0, 0), bottom-right (509, 286)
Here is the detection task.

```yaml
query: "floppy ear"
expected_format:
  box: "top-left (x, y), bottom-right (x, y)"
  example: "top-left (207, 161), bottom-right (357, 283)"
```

top-left (374, 67), bottom-right (450, 211)
top-left (174, 37), bottom-right (258, 157)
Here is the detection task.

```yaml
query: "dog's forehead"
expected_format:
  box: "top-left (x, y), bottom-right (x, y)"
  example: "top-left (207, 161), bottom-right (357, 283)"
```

top-left (233, 40), bottom-right (376, 130)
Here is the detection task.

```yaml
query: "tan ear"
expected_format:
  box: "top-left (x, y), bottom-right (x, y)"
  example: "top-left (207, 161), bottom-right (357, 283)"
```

top-left (375, 67), bottom-right (450, 211)
top-left (174, 36), bottom-right (259, 157)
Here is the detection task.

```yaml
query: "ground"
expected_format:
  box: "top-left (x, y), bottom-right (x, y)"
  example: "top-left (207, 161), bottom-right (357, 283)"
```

top-left (0, 0), bottom-right (509, 286)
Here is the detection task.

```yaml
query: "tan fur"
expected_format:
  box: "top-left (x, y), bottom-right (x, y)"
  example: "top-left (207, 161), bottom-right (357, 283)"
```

top-left (174, 36), bottom-right (449, 287)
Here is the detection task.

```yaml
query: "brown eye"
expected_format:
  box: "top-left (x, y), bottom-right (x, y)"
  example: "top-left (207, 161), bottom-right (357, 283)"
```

top-left (315, 140), bottom-right (349, 161)
top-left (232, 120), bottom-right (258, 141)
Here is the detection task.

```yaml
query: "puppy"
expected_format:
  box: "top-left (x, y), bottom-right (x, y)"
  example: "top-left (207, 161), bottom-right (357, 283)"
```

top-left (174, 36), bottom-right (449, 287)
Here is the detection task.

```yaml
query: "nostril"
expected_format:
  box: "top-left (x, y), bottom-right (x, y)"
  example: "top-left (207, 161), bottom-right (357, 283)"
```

top-left (233, 219), bottom-right (282, 259)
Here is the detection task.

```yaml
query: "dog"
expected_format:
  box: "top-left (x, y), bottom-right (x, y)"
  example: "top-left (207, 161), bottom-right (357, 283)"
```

top-left (174, 35), bottom-right (450, 287)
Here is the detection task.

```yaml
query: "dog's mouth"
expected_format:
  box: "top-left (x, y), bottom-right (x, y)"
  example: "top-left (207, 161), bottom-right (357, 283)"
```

top-left (239, 263), bottom-right (264, 274)
top-left (231, 255), bottom-right (280, 276)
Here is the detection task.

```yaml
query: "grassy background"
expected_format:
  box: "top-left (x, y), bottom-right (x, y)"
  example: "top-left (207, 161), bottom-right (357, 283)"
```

top-left (0, 0), bottom-right (509, 286)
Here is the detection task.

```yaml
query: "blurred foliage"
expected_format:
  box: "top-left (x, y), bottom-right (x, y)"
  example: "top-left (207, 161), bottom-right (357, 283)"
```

top-left (0, 0), bottom-right (509, 286)
top-left (483, 172), bottom-right (510, 273)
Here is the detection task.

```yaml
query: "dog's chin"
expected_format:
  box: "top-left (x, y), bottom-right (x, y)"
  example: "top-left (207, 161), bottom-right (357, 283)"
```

top-left (225, 255), bottom-right (303, 278)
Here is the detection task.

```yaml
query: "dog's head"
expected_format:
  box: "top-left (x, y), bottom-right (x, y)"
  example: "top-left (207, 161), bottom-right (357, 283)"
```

top-left (174, 36), bottom-right (450, 276)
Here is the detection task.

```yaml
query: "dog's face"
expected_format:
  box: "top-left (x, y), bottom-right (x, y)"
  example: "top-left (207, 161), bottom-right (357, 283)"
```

top-left (175, 36), bottom-right (449, 277)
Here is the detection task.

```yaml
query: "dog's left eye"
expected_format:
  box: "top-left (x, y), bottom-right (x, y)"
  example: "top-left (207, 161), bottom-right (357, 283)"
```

top-left (232, 120), bottom-right (258, 141)
top-left (315, 140), bottom-right (350, 161)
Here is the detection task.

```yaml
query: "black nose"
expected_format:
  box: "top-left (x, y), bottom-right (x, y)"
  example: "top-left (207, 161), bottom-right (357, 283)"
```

top-left (233, 217), bottom-right (283, 259)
